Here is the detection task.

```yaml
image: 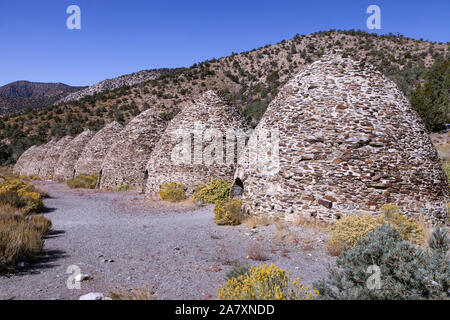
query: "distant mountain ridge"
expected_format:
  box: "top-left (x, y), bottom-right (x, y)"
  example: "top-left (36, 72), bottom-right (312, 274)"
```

top-left (56, 69), bottom-right (171, 104)
top-left (0, 81), bottom-right (85, 116)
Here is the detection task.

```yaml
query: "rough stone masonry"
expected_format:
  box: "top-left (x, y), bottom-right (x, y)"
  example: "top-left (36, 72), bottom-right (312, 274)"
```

top-left (234, 53), bottom-right (449, 224)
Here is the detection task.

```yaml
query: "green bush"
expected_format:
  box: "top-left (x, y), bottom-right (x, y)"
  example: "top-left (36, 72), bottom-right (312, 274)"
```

top-left (214, 199), bottom-right (244, 226)
top-left (66, 174), bottom-right (98, 189)
top-left (193, 179), bottom-right (231, 204)
top-left (115, 184), bottom-right (132, 191)
top-left (158, 182), bottom-right (186, 202)
top-left (315, 224), bottom-right (450, 300)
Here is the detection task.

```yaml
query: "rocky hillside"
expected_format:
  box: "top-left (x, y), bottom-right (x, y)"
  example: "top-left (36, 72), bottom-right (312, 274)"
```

top-left (56, 69), bottom-right (172, 104)
top-left (0, 30), bottom-right (449, 165)
top-left (0, 81), bottom-right (84, 116)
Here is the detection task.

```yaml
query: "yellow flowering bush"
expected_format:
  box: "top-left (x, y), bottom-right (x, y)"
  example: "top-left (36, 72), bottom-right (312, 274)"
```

top-left (193, 179), bottom-right (231, 204)
top-left (214, 199), bottom-right (244, 225)
top-left (0, 179), bottom-right (43, 214)
top-left (217, 264), bottom-right (319, 300)
top-left (380, 204), bottom-right (423, 244)
top-left (327, 204), bottom-right (424, 255)
top-left (66, 174), bottom-right (98, 189)
top-left (158, 182), bottom-right (186, 202)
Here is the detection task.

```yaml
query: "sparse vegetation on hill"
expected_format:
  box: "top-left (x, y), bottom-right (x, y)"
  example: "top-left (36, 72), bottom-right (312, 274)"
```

top-left (410, 57), bottom-right (450, 131)
top-left (1, 30), bottom-right (449, 165)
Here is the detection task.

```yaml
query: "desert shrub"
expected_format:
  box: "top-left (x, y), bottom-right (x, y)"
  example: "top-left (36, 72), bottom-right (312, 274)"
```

top-left (193, 179), bottom-right (231, 204)
top-left (443, 161), bottom-right (450, 184)
top-left (247, 241), bottom-right (269, 261)
top-left (379, 204), bottom-right (423, 244)
top-left (327, 204), bottom-right (424, 255)
top-left (327, 215), bottom-right (380, 255)
top-left (115, 184), bottom-right (132, 191)
top-left (218, 264), bottom-right (318, 300)
top-left (226, 262), bottom-right (249, 281)
top-left (0, 190), bottom-right (24, 208)
top-left (0, 179), bottom-right (43, 214)
top-left (27, 214), bottom-right (52, 235)
top-left (158, 182), bottom-right (186, 202)
top-left (108, 285), bottom-right (158, 300)
top-left (315, 224), bottom-right (450, 300)
top-left (0, 214), bottom-right (44, 272)
top-left (214, 199), bottom-right (244, 226)
top-left (66, 174), bottom-right (98, 189)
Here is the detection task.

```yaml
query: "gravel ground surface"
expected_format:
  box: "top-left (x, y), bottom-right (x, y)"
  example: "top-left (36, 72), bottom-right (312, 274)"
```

top-left (0, 181), bottom-right (333, 300)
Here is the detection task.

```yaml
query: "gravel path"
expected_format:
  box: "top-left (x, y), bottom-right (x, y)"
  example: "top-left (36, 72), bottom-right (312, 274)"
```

top-left (0, 182), bottom-right (332, 300)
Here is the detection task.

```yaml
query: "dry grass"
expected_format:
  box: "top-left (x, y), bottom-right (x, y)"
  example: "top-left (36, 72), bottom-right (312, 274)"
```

top-left (108, 285), bottom-right (158, 300)
top-left (242, 215), bottom-right (271, 228)
top-left (34, 185), bottom-right (50, 198)
top-left (293, 214), bottom-right (328, 230)
top-left (301, 230), bottom-right (315, 251)
top-left (0, 214), bottom-right (45, 272)
top-left (215, 241), bottom-right (236, 265)
top-left (247, 241), bottom-right (269, 261)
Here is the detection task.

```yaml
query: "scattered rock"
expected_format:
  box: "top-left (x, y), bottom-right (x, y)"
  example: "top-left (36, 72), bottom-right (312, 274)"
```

top-left (79, 292), bottom-right (112, 300)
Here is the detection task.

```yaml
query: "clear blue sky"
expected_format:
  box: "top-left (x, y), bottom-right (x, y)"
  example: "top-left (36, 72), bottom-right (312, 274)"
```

top-left (0, 0), bottom-right (449, 86)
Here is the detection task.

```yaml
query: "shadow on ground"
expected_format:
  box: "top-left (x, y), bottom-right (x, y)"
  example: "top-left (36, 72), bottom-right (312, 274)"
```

top-left (15, 249), bottom-right (68, 276)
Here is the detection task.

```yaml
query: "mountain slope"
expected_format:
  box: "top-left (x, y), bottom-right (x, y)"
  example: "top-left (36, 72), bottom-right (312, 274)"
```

top-left (0, 81), bottom-right (85, 116)
top-left (1, 29), bottom-right (449, 165)
top-left (56, 69), bottom-right (174, 104)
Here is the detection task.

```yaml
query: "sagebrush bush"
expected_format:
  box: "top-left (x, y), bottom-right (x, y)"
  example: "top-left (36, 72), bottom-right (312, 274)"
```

top-left (226, 262), bottom-right (249, 281)
top-left (327, 204), bottom-right (424, 255)
top-left (158, 182), bottom-right (186, 202)
top-left (66, 174), bottom-right (98, 189)
top-left (218, 264), bottom-right (319, 300)
top-left (214, 199), bottom-right (244, 225)
top-left (0, 179), bottom-right (43, 214)
top-left (315, 224), bottom-right (450, 300)
top-left (193, 179), bottom-right (231, 204)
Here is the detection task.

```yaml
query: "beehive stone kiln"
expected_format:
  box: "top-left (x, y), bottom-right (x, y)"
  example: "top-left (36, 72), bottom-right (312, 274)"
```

top-left (22, 139), bottom-right (57, 177)
top-left (74, 121), bottom-right (123, 177)
top-left (13, 145), bottom-right (37, 176)
top-left (145, 90), bottom-right (250, 197)
top-left (234, 54), bottom-right (449, 224)
top-left (98, 108), bottom-right (168, 189)
top-left (53, 130), bottom-right (95, 181)
top-left (38, 136), bottom-right (73, 180)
